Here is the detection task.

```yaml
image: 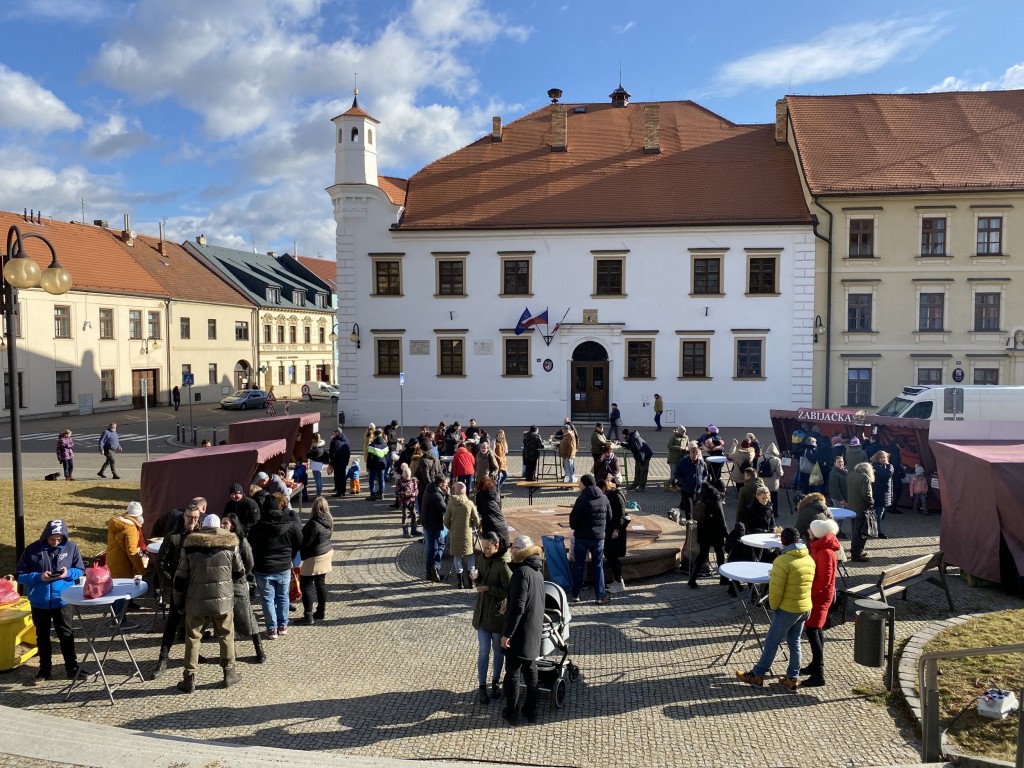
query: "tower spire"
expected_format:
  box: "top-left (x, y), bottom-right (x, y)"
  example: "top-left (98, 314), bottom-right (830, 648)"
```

top-left (352, 72), bottom-right (359, 108)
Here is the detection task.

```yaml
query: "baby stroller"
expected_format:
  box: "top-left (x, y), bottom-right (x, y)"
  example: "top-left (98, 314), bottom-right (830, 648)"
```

top-left (530, 581), bottom-right (580, 708)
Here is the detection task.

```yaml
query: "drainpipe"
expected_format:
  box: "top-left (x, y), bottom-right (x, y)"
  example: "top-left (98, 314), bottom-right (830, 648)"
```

top-left (811, 198), bottom-right (834, 408)
top-left (163, 297), bottom-right (172, 405)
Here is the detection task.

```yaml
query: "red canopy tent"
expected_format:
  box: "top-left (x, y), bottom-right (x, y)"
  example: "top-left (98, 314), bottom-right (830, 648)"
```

top-left (227, 413), bottom-right (322, 468)
top-left (139, 439), bottom-right (286, 538)
top-left (931, 440), bottom-right (1024, 584)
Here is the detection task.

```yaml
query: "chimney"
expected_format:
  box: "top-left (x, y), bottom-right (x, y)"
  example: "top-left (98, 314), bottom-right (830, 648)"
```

top-left (158, 221), bottom-right (166, 255)
top-left (23, 208), bottom-right (28, 222)
top-left (267, 251), bottom-right (277, 258)
top-left (491, 116), bottom-right (502, 142)
top-left (121, 213), bottom-right (134, 244)
top-left (642, 104), bottom-right (661, 155)
top-left (775, 99), bottom-right (789, 144)
top-left (550, 106), bottom-right (567, 152)
top-left (93, 219), bottom-right (109, 229)
top-left (196, 234), bottom-right (207, 246)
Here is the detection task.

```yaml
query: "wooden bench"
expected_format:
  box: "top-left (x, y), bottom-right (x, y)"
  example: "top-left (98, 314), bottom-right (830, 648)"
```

top-left (840, 551), bottom-right (956, 622)
top-left (518, 480), bottom-right (580, 504)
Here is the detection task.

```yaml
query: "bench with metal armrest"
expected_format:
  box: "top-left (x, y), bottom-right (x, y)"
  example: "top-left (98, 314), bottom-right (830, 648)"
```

top-left (840, 551), bottom-right (956, 622)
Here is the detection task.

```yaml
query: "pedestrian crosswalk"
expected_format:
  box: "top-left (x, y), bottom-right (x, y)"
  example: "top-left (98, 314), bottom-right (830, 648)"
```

top-left (0, 431), bottom-right (174, 444)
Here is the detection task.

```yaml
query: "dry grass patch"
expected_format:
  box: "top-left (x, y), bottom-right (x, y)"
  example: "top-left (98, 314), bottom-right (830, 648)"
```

top-left (0, 479), bottom-right (141, 573)
top-left (922, 609), bottom-right (1024, 762)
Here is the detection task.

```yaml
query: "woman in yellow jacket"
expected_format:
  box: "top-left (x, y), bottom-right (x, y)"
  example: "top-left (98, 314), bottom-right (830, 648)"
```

top-left (106, 501), bottom-right (147, 579)
top-left (736, 526), bottom-right (815, 692)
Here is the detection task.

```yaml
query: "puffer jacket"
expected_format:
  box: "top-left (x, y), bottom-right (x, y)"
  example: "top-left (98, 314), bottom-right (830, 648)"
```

top-left (443, 494), bottom-right (481, 556)
top-left (569, 486), bottom-right (612, 540)
top-left (794, 492), bottom-right (832, 544)
top-left (807, 533), bottom-right (840, 629)
top-left (472, 552), bottom-right (512, 633)
top-left (106, 515), bottom-right (146, 578)
top-left (367, 436), bottom-right (388, 471)
top-left (871, 461), bottom-right (894, 507)
top-left (157, 515), bottom-right (192, 602)
top-left (674, 455), bottom-right (707, 495)
top-left (56, 435), bottom-right (74, 462)
top-left (173, 527), bottom-right (244, 617)
top-left (476, 486), bottom-right (509, 549)
top-left (300, 516), bottom-right (333, 560)
top-left (452, 446), bottom-right (475, 477)
top-left (847, 463), bottom-right (875, 515)
top-left (16, 520), bottom-right (85, 609)
top-left (249, 506), bottom-right (302, 574)
top-left (522, 431), bottom-right (544, 462)
top-left (729, 447), bottom-right (755, 485)
top-left (419, 481), bottom-right (449, 532)
top-left (768, 543), bottom-right (815, 614)
top-left (502, 545), bottom-right (545, 659)
top-left (736, 477), bottom-right (767, 528)
top-left (828, 467), bottom-right (848, 506)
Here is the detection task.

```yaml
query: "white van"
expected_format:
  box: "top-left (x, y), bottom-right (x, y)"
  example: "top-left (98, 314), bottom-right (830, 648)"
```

top-left (876, 385), bottom-right (1024, 421)
top-left (301, 381), bottom-right (340, 400)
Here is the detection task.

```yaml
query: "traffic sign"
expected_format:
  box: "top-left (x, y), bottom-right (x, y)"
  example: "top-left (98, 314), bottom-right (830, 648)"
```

top-left (183, 372), bottom-right (195, 387)
top-left (952, 367), bottom-right (965, 383)
top-left (399, 372), bottom-right (405, 386)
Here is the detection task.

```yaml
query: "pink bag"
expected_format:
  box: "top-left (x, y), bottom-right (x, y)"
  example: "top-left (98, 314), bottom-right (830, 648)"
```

top-left (0, 575), bottom-right (19, 606)
top-left (83, 565), bottom-right (113, 599)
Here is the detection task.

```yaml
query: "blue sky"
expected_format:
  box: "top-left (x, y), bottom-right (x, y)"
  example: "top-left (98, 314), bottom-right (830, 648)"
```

top-left (1, 0), bottom-right (1023, 261)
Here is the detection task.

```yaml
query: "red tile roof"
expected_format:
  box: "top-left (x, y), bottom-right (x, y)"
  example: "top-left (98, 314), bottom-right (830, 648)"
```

top-left (786, 90), bottom-right (1024, 195)
top-left (378, 175), bottom-right (408, 207)
top-left (0, 212), bottom-right (166, 296)
top-left (398, 101), bottom-right (810, 230)
top-left (112, 231), bottom-right (252, 306)
top-left (297, 255), bottom-right (337, 289)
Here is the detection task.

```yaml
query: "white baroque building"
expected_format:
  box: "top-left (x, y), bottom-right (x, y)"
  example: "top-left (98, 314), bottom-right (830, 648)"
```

top-left (328, 88), bottom-right (816, 428)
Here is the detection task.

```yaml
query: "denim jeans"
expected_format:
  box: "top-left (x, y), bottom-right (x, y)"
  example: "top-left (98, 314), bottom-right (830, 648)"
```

top-left (312, 469), bottom-right (323, 497)
top-left (454, 553), bottom-right (476, 574)
top-left (562, 458), bottom-right (575, 482)
top-left (477, 627), bottom-right (503, 685)
top-left (571, 536), bottom-right (606, 600)
top-left (369, 469), bottom-right (385, 496)
top-left (496, 469), bottom-right (508, 489)
top-left (60, 458), bottom-right (74, 479)
top-left (752, 608), bottom-right (808, 680)
top-left (424, 528), bottom-right (444, 575)
top-left (874, 503), bottom-right (887, 536)
top-left (254, 570), bottom-right (291, 632)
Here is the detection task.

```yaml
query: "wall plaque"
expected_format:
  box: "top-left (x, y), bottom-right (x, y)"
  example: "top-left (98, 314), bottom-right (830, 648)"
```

top-left (409, 340), bottom-right (430, 355)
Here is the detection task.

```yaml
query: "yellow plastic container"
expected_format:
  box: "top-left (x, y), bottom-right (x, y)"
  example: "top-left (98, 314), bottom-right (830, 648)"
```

top-left (0, 596), bottom-right (38, 671)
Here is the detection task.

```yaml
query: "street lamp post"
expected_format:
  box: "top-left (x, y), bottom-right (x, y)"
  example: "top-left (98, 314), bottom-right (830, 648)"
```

top-left (2, 225), bottom-right (73, 561)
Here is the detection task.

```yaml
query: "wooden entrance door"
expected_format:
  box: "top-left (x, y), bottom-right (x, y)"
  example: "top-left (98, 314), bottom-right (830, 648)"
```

top-left (571, 361), bottom-right (609, 417)
top-left (131, 369), bottom-right (158, 408)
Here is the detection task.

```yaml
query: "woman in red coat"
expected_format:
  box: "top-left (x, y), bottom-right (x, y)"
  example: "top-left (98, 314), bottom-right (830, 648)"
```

top-left (803, 518), bottom-right (840, 687)
top-left (451, 443), bottom-right (476, 491)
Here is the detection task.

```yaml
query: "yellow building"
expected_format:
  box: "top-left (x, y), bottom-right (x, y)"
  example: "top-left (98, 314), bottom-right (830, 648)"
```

top-left (780, 91), bottom-right (1024, 408)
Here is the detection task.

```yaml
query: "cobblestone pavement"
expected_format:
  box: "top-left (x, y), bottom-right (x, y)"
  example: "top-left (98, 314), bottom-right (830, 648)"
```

top-left (2, 459), bottom-right (1018, 768)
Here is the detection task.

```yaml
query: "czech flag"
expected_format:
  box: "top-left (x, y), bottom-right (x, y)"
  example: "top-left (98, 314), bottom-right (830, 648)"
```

top-left (514, 307), bottom-right (548, 335)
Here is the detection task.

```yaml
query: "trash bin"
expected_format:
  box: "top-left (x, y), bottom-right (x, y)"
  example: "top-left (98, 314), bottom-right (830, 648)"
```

top-left (0, 596), bottom-right (38, 672)
top-left (853, 599), bottom-right (888, 668)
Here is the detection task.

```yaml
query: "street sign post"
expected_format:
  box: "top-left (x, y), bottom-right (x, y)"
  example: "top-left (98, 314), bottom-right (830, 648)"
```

top-left (399, 372), bottom-right (405, 441)
top-left (141, 377), bottom-right (150, 461)
top-left (183, 372), bottom-right (195, 445)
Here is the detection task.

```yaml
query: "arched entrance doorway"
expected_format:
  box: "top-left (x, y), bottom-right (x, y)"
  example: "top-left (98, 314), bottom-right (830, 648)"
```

top-left (571, 341), bottom-right (609, 419)
top-left (234, 360), bottom-right (252, 390)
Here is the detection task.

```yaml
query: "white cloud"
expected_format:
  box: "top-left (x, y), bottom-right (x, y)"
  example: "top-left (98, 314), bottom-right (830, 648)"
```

top-left (613, 21), bottom-right (635, 34)
top-left (4, 0), bottom-right (124, 24)
top-left (929, 63), bottom-right (1024, 92)
top-left (0, 65), bottom-right (82, 133)
top-left (0, 146), bottom-right (126, 220)
top-left (83, 113), bottom-right (152, 159)
top-left (713, 18), bottom-right (942, 94)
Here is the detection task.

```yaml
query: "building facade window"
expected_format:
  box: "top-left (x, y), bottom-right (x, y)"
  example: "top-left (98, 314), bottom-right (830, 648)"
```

top-left (681, 340), bottom-right (708, 378)
top-left (917, 367), bottom-right (942, 386)
top-left (747, 257), bottom-right (777, 295)
top-left (55, 371), bottom-right (72, 405)
top-left (263, 324), bottom-right (272, 343)
top-left (289, 365), bottom-right (297, 384)
top-left (235, 321), bottom-right (249, 341)
top-left (182, 363), bottom-right (192, 378)
top-left (847, 367), bottom-right (872, 406)
top-left (208, 363), bottom-right (217, 385)
top-left (439, 338), bottom-right (465, 376)
top-left (146, 311), bottom-right (161, 339)
top-left (374, 259), bottom-right (402, 296)
top-left (100, 369), bottom-right (115, 401)
top-left (594, 258), bottom-right (624, 296)
top-left (502, 259), bottom-right (531, 295)
top-left (626, 340), bottom-right (653, 378)
top-left (180, 317), bottom-right (191, 339)
top-left (974, 292), bottom-right (1000, 331)
top-left (921, 217), bottom-right (946, 256)
top-left (278, 365), bottom-right (285, 385)
top-left (847, 294), bottom-right (872, 331)
top-left (289, 325), bottom-right (297, 344)
top-left (437, 260), bottom-right (465, 296)
top-left (207, 319), bottom-right (216, 340)
top-left (504, 337), bottom-right (530, 376)
top-left (849, 219), bottom-right (874, 257)
top-left (277, 325), bottom-right (285, 343)
top-left (918, 293), bottom-right (945, 331)
top-left (735, 339), bottom-right (763, 378)
top-left (99, 308), bottom-right (114, 339)
top-left (304, 364), bottom-right (311, 383)
top-left (128, 310), bottom-right (142, 339)
top-left (54, 306), bottom-right (71, 338)
top-left (974, 367), bottom-right (999, 385)
top-left (3, 372), bottom-right (24, 409)
top-left (692, 257), bottom-right (722, 295)
top-left (303, 326), bottom-right (311, 344)
top-left (376, 339), bottom-right (401, 377)
top-left (977, 216), bottom-right (1003, 255)
top-left (318, 327), bottom-right (326, 344)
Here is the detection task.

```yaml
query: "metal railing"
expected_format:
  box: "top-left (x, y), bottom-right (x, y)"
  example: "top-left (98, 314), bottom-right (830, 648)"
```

top-left (918, 644), bottom-right (1024, 766)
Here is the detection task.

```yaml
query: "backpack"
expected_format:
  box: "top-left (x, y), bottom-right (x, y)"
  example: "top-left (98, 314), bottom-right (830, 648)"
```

top-left (758, 455), bottom-right (773, 478)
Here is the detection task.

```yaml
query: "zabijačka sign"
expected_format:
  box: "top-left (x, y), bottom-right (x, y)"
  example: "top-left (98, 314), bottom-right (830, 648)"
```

top-left (796, 408), bottom-right (868, 425)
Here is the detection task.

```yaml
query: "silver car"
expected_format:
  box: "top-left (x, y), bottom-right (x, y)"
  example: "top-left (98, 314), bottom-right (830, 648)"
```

top-left (220, 389), bottom-right (268, 410)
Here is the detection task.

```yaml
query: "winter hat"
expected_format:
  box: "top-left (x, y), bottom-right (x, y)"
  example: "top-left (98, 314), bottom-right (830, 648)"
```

top-left (849, 437), bottom-right (860, 446)
top-left (915, 465), bottom-right (925, 476)
top-left (125, 501), bottom-right (143, 518)
top-left (708, 425), bottom-right (719, 434)
top-left (809, 519), bottom-right (840, 539)
top-left (201, 514), bottom-right (221, 528)
top-left (230, 483), bottom-right (244, 494)
top-left (256, 471), bottom-right (269, 481)
top-left (831, 435), bottom-right (843, 446)
top-left (806, 437), bottom-right (817, 446)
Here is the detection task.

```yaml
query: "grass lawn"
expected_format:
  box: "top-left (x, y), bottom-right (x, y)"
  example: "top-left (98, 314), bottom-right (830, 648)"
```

top-left (922, 609), bottom-right (1024, 762)
top-left (0, 480), bottom-right (141, 574)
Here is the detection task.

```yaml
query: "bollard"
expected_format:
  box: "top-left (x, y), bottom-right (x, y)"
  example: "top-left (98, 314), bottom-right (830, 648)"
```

top-left (192, 427), bottom-right (198, 445)
top-left (212, 428), bottom-right (217, 445)
top-left (176, 423), bottom-right (182, 441)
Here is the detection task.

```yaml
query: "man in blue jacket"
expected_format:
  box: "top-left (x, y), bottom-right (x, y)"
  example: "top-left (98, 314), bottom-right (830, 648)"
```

top-left (97, 422), bottom-right (122, 479)
top-left (16, 520), bottom-right (85, 683)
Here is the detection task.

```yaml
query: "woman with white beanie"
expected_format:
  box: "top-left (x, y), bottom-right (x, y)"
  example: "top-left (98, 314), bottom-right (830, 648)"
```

top-left (105, 501), bottom-right (147, 628)
top-left (802, 518), bottom-right (841, 687)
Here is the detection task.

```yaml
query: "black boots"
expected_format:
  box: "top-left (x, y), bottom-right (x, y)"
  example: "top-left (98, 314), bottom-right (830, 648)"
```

top-left (177, 671), bottom-right (195, 693)
top-left (490, 681), bottom-right (502, 699)
top-left (478, 684), bottom-right (490, 704)
top-left (223, 666), bottom-right (241, 688)
top-left (151, 656), bottom-right (169, 680)
top-left (293, 615), bottom-right (315, 625)
top-left (456, 572), bottom-right (469, 589)
top-left (252, 634), bottom-right (266, 663)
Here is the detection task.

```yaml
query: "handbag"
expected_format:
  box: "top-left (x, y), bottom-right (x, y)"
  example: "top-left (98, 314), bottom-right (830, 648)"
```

top-left (808, 463), bottom-right (823, 487)
top-left (83, 565), bottom-right (113, 599)
top-left (0, 575), bottom-right (19, 606)
top-left (865, 510), bottom-right (879, 539)
top-left (289, 566), bottom-right (302, 603)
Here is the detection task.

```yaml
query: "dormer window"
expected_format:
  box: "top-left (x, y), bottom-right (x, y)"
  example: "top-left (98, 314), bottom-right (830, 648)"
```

top-left (315, 293), bottom-right (329, 308)
top-left (266, 287), bottom-right (281, 304)
top-left (292, 290), bottom-right (305, 307)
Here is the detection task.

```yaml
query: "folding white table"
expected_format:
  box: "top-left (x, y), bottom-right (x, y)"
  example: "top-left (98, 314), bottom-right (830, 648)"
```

top-left (718, 560), bottom-right (772, 665)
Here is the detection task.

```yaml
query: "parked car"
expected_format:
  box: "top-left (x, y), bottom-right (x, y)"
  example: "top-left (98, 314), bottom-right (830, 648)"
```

top-left (302, 381), bottom-right (340, 400)
top-left (220, 389), bottom-right (268, 410)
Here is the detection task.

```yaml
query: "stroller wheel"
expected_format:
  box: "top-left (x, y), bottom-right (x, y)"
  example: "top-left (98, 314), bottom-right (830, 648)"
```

top-left (567, 663), bottom-right (580, 682)
top-left (552, 677), bottom-right (567, 709)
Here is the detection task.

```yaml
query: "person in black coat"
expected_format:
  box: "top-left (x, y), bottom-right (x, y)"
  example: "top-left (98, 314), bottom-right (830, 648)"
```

top-left (475, 476), bottom-right (509, 550)
top-left (223, 483), bottom-right (260, 535)
top-left (601, 478), bottom-right (629, 593)
top-left (420, 475), bottom-right (450, 582)
top-left (501, 535), bottom-right (545, 724)
top-left (248, 495), bottom-right (302, 638)
top-left (621, 428), bottom-right (654, 491)
top-left (328, 428), bottom-right (351, 497)
top-left (674, 443), bottom-right (707, 521)
top-left (568, 474), bottom-right (612, 603)
top-left (295, 497), bottom-right (334, 625)
top-left (687, 480), bottom-right (729, 589)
